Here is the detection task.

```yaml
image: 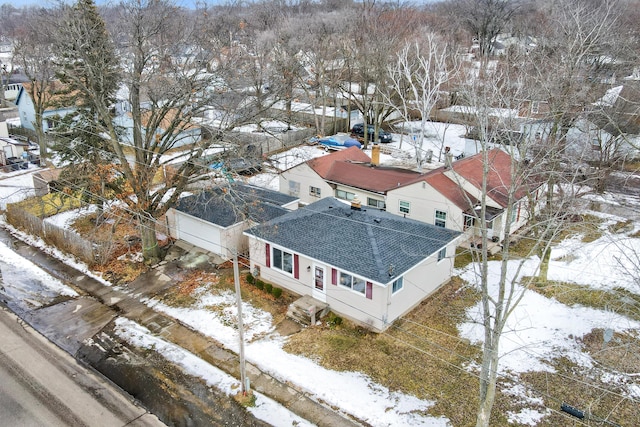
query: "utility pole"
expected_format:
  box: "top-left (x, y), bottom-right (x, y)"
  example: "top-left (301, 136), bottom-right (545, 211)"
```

top-left (233, 253), bottom-right (249, 394)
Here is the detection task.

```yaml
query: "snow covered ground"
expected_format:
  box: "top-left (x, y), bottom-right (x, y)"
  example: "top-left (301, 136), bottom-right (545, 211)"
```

top-left (1, 132), bottom-right (639, 426)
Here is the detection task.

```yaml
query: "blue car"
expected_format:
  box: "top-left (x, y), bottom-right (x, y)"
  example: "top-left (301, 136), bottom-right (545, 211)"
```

top-left (312, 134), bottom-right (362, 150)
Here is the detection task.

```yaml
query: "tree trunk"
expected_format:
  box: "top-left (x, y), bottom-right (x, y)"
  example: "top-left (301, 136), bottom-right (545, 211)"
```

top-left (476, 346), bottom-right (499, 427)
top-left (34, 112), bottom-right (47, 163)
top-left (539, 244), bottom-right (551, 282)
top-left (139, 215), bottom-right (160, 265)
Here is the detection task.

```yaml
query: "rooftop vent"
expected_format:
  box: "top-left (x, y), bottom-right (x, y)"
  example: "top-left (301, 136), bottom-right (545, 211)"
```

top-left (351, 197), bottom-right (362, 210)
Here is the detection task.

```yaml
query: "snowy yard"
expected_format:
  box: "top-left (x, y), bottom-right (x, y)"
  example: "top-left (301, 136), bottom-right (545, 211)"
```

top-left (0, 134), bottom-right (639, 426)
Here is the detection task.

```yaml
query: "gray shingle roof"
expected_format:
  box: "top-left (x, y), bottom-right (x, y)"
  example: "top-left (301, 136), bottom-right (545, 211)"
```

top-left (245, 198), bottom-right (461, 284)
top-left (175, 183), bottom-right (297, 227)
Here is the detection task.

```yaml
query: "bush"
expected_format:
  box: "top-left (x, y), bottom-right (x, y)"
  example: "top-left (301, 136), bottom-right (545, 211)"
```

top-left (265, 283), bottom-right (273, 293)
top-left (327, 312), bottom-right (343, 327)
top-left (255, 279), bottom-right (264, 290)
top-left (271, 287), bottom-right (282, 298)
top-left (245, 273), bottom-right (255, 285)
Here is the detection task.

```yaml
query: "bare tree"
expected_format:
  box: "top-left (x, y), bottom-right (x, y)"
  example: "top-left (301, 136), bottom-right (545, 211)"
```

top-left (340, 2), bottom-right (419, 148)
top-left (444, 25), bottom-right (605, 423)
top-left (12, 7), bottom-right (59, 162)
top-left (385, 34), bottom-right (456, 169)
top-left (54, 0), bottom-right (272, 263)
top-left (446, 0), bottom-right (519, 59)
top-left (294, 11), bottom-right (350, 135)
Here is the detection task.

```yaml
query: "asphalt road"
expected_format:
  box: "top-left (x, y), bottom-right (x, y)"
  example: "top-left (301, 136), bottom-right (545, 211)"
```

top-left (0, 306), bottom-right (165, 427)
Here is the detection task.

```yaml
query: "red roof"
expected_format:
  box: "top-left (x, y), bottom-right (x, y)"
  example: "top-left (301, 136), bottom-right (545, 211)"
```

top-left (423, 171), bottom-right (479, 210)
top-left (308, 146), bottom-right (371, 179)
top-left (324, 162), bottom-right (423, 193)
top-left (449, 148), bottom-right (527, 207)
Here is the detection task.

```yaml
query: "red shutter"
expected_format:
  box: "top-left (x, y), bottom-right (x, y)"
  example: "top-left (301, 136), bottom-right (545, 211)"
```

top-left (331, 268), bottom-right (337, 285)
top-left (517, 203), bottom-right (521, 221)
top-left (294, 254), bottom-right (299, 279)
top-left (265, 243), bottom-right (270, 267)
top-left (366, 282), bottom-right (373, 299)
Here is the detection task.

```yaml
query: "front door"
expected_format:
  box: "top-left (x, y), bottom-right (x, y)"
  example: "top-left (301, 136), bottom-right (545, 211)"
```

top-left (312, 266), bottom-right (326, 302)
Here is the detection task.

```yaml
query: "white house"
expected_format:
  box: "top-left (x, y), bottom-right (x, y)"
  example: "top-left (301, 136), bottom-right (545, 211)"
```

top-left (15, 82), bottom-right (77, 133)
top-left (280, 147), bottom-right (539, 245)
top-left (244, 197), bottom-right (462, 332)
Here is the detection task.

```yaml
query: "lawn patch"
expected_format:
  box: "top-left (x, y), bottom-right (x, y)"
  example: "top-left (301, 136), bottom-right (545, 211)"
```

top-left (530, 281), bottom-right (640, 322)
top-left (282, 277), bottom-right (511, 425)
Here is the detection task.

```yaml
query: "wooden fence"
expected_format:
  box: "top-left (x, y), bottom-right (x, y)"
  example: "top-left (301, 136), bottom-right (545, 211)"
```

top-left (6, 202), bottom-right (102, 266)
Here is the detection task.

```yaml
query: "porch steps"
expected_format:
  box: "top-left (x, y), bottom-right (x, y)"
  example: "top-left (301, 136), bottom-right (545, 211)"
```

top-left (287, 295), bottom-right (330, 326)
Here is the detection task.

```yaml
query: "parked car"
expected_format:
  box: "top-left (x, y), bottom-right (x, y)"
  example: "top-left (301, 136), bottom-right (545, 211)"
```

top-left (311, 133), bottom-right (362, 150)
top-left (351, 123), bottom-right (393, 143)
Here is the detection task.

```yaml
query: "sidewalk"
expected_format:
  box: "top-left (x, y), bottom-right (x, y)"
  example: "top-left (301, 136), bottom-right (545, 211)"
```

top-left (5, 231), bottom-right (361, 427)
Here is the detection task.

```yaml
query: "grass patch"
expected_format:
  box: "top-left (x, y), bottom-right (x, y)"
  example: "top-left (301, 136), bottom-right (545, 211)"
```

top-left (454, 247), bottom-right (473, 268)
top-left (608, 219), bottom-right (634, 234)
top-left (282, 277), bottom-right (514, 426)
top-left (16, 194), bottom-right (82, 218)
top-left (530, 281), bottom-right (640, 322)
top-left (573, 214), bottom-right (604, 243)
top-left (619, 160), bottom-right (640, 173)
top-left (211, 269), bottom-right (296, 325)
top-left (521, 353), bottom-right (640, 426)
top-left (160, 271), bottom-right (220, 307)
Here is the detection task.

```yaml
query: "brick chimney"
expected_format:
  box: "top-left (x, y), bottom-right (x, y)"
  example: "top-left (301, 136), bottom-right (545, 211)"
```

top-left (371, 143), bottom-right (380, 166)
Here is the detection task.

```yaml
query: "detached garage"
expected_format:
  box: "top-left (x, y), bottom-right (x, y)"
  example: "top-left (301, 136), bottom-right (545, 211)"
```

top-left (166, 183), bottom-right (298, 259)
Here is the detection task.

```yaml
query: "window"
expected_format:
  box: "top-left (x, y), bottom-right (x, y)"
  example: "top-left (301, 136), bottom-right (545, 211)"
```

top-left (339, 271), bottom-right (366, 295)
top-left (531, 101), bottom-right (540, 114)
top-left (367, 198), bottom-right (386, 210)
top-left (437, 247), bottom-right (447, 262)
top-left (309, 186), bottom-right (321, 197)
top-left (464, 215), bottom-right (475, 230)
top-left (399, 200), bottom-right (410, 215)
top-left (435, 210), bottom-right (447, 228)
top-left (272, 247), bottom-right (293, 274)
top-left (336, 189), bottom-right (355, 201)
top-left (288, 180), bottom-right (300, 197)
top-left (392, 277), bottom-right (403, 294)
top-left (510, 203), bottom-right (518, 223)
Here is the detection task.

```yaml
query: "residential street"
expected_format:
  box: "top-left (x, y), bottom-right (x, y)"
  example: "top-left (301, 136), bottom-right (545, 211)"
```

top-left (0, 227), bottom-right (358, 427)
top-left (0, 306), bottom-right (164, 427)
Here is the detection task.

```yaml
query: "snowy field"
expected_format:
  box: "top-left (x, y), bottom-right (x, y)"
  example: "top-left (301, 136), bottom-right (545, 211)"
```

top-left (0, 130), bottom-right (639, 426)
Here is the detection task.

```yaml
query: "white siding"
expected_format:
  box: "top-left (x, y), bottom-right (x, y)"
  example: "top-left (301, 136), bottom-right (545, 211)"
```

top-left (174, 212), bottom-right (223, 255)
top-left (279, 163), bottom-right (333, 204)
top-left (247, 235), bottom-right (459, 332)
top-left (387, 181), bottom-right (467, 232)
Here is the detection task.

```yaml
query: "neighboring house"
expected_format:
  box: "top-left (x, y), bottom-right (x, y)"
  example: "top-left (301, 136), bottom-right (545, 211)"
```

top-left (522, 116), bottom-right (640, 164)
top-left (3, 72), bottom-right (30, 104)
top-left (244, 197), bottom-right (462, 332)
top-left (281, 146), bottom-right (539, 244)
top-left (0, 136), bottom-right (30, 169)
top-left (15, 82), bottom-right (76, 133)
top-left (386, 150), bottom-right (535, 245)
top-left (279, 146), bottom-right (371, 204)
top-left (425, 149), bottom-right (538, 244)
top-left (166, 182), bottom-right (299, 260)
top-left (113, 108), bottom-right (201, 148)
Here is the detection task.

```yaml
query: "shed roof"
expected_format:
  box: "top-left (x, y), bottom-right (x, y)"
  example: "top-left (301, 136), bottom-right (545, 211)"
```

top-left (246, 197), bottom-right (461, 284)
top-left (175, 182), bottom-right (297, 227)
